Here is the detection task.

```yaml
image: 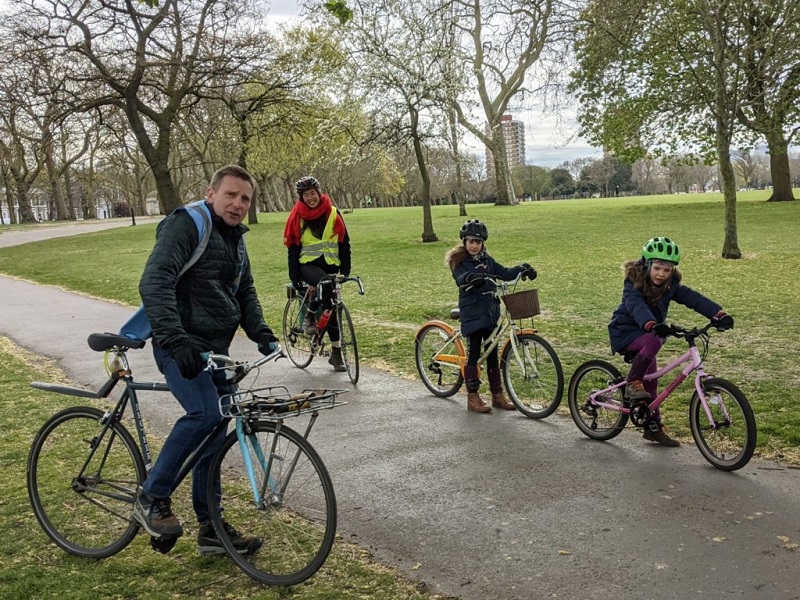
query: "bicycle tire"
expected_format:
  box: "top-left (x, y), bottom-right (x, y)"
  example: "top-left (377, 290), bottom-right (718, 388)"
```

top-left (207, 421), bottom-right (337, 586)
top-left (567, 360), bottom-right (629, 440)
top-left (282, 295), bottom-right (314, 368)
top-left (27, 406), bottom-right (145, 558)
top-left (689, 377), bottom-right (756, 471)
top-left (414, 322), bottom-right (464, 398)
top-left (501, 333), bottom-right (564, 419)
top-left (337, 303), bottom-right (359, 384)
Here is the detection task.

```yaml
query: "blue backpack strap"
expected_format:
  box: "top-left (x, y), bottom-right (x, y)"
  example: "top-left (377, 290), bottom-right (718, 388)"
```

top-left (177, 200), bottom-right (212, 277)
top-left (120, 200), bottom-right (211, 342)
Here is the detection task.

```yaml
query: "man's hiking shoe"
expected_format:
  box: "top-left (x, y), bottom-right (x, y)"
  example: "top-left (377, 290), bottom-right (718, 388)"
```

top-left (625, 380), bottom-right (651, 403)
top-left (197, 521), bottom-right (263, 556)
top-left (133, 488), bottom-right (183, 539)
top-left (643, 427), bottom-right (681, 447)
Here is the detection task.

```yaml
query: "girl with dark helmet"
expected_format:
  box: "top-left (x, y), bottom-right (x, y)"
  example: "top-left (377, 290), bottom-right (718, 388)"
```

top-left (446, 219), bottom-right (536, 413)
top-left (283, 176), bottom-right (352, 371)
top-left (608, 237), bottom-right (734, 446)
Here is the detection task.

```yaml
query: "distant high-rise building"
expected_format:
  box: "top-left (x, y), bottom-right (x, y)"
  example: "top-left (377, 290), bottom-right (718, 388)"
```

top-left (485, 114), bottom-right (526, 178)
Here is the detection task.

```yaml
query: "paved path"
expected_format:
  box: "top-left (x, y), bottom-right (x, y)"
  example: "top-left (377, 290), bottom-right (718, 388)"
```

top-left (2, 223), bottom-right (799, 600)
top-left (0, 217), bottom-right (161, 249)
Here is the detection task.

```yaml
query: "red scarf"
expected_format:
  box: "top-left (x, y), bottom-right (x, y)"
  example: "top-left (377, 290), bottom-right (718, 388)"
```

top-left (283, 194), bottom-right (347, 247)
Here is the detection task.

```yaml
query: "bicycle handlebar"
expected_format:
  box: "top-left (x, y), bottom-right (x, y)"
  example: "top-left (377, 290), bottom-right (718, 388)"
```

top-left (458, 270), bottom-right (527, 292)
top-left (205, 345), bottom-right (285, 385)
top-left (664, 320), bottom-right (732, 340)
top-left (313, 274), bottom-right (365, 301)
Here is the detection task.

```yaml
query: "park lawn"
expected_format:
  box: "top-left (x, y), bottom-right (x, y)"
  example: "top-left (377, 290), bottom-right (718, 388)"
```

top-left (0, 190), bottom-right (798, 460)
top-left (0, 336), bottom-right (445, 600)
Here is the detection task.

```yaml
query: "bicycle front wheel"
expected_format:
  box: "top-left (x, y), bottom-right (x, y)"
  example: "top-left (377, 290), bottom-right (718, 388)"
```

top-left (282, 295), bottom-right (314, 368)
top-left (208, 421), bottom-right (337, 586)
top-left (689, 377), bottom-right (756, 471)
top-left (27, 406), bottom-right (145, 558)
top-left (501, 333), bottom-right (564, 418)
top-left (414, 323), bottom-right (464, 398)
top-left (567, 360), bottom-right (628, 440)
top-left (337, 303), bottom-right (359, 384)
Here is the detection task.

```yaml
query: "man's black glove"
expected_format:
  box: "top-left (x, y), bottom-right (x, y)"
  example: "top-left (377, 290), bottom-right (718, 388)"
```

top-left (292, 280), bottom-right (305, 291)
top-left (713, 314), bottom-right (734, 330)
top-left (520, 263), bottom-right (537, 281)
top-left (256, 329), bottom-right (280, 355)
top-left (173, 343), bottom-right (206, 379)
top-left (652, 322), bottom-right (672, 338)
top-left (466, 273), bottom-right (486, 288)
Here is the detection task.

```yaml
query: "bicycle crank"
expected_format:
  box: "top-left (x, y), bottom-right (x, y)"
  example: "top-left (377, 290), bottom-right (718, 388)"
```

top-left (630, 402), bottom-right (651, 427)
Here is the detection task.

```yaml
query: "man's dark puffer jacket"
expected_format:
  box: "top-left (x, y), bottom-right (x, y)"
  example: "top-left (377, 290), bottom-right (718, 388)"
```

top-left (139, 205), bottom-right (272, 353)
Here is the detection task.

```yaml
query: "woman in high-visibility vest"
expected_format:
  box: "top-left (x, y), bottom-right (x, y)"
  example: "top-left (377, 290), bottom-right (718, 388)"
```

top-left (283, 176), bottom-right (352, 371)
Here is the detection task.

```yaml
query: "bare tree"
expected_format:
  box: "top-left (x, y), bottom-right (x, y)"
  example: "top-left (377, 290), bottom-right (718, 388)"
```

top-left (448, 0), bottom-right (575, 205)
top-left (14, 0), bottom-right (274, 214)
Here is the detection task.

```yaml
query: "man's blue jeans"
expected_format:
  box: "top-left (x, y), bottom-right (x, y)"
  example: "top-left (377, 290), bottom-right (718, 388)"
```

top-left (142, 344), bottom-right (233, 524)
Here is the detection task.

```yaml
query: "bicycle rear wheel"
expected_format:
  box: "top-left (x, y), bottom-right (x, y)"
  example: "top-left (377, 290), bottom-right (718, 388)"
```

top-left (27, 406), bottom-right (145, 558)
top-left (689, 377), bottom-right (756, 471)
top-left (501, 333), bottom-right (564, 418)
top-left (282, 295), bottom-right (314, 368)
top-left (414, 323), bottom-right (464, 398)
top-left (337, 303), bottom-right (359, 384)
top-left (208, 421), bottom-right (337, 586)
top-left (567, 360), bottom-right (628, 440)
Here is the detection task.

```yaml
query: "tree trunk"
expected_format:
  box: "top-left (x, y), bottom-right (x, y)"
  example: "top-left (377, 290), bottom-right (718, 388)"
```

top-left (491, 126), bottom-right (515, 205)
top-left (448, 107), bottom-right (467, 217)
top-left (716, 122), bottom-right (741, 259)
top-left (3, 172), bottom-right (17, 224)
top-left (45, 152), bottom-right (71, 221)
top-left (764, 129), bottom-right (796, 202)
top-left (14, 178), bottom-right (37, 223)
top-left (409, 106), bottom-right (437, 243)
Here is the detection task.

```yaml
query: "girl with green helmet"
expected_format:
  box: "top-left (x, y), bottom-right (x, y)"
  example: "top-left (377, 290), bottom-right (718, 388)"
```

top-left (608, 237), bottom-right (734, 446)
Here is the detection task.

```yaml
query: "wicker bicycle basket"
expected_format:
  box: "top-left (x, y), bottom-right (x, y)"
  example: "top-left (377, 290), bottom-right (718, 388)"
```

top-left (502, 289), bottom-right (541, 319)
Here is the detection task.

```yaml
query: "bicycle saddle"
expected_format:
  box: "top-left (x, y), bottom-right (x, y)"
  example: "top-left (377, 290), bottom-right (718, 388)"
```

top-left (622, 351), bottom-right (638, 364)
top-left (87, 332), bottom-right (146, 352)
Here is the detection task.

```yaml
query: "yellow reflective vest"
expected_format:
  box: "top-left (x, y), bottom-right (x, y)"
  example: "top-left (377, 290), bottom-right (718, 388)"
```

top-left (299, 207), bottom-right (341, 266)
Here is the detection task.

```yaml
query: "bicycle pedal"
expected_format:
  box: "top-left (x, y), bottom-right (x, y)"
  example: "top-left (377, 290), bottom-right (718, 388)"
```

top-left (150, 535), bottom-right (178, 554)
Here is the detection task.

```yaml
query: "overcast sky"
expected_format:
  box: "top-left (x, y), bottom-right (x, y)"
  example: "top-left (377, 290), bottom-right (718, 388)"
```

top-left (265, 1), bottom-right (602, 168)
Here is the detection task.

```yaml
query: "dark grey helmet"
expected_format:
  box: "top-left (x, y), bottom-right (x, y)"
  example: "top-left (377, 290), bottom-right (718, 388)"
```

top-left (459, 219), bottom-right (488, 241)
top-left (295, 176), bottom-right (320, 198)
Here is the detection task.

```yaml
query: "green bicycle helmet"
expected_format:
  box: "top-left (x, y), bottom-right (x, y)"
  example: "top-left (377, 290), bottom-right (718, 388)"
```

top-left (642, 237), bottom-right (681, 264)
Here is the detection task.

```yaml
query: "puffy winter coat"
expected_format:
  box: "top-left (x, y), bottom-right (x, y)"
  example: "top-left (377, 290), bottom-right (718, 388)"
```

top-left (608, 275), bottom-right (721, 354)
top-left (452, 253), bottom-right (525, 336)
top-left (139, 204), bottom-right (272, 353)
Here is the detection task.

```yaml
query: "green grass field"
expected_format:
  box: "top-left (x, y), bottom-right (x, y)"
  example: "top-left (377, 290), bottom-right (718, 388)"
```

top-left (1, 190), bottom-right (798, 462)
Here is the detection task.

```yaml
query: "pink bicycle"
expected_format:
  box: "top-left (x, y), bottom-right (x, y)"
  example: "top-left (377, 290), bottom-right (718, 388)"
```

top-left (567, 321), bottom-right (756, 471)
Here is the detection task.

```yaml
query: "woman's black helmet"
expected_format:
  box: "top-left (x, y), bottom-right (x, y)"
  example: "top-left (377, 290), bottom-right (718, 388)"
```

top-left (296, 176), bottom-right (320, 197)
top-left (459, 219), bottom-right (488, 241)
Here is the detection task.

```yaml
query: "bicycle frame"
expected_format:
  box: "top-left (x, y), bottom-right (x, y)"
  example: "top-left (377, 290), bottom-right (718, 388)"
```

top-left (301, 275), bottom-right (364, 342)
top-left (587, 335), bottom-right (721, 425)
top-left (424, 291), bottom-right (536, 377)
top-left (34, 346), bottom-right (311, 509)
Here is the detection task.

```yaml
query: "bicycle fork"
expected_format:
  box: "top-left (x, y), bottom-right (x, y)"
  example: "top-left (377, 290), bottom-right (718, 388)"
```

top-left (506, 331), bottom-right (539, 381)
top-left (235, 416), bottom-right (318, 510)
